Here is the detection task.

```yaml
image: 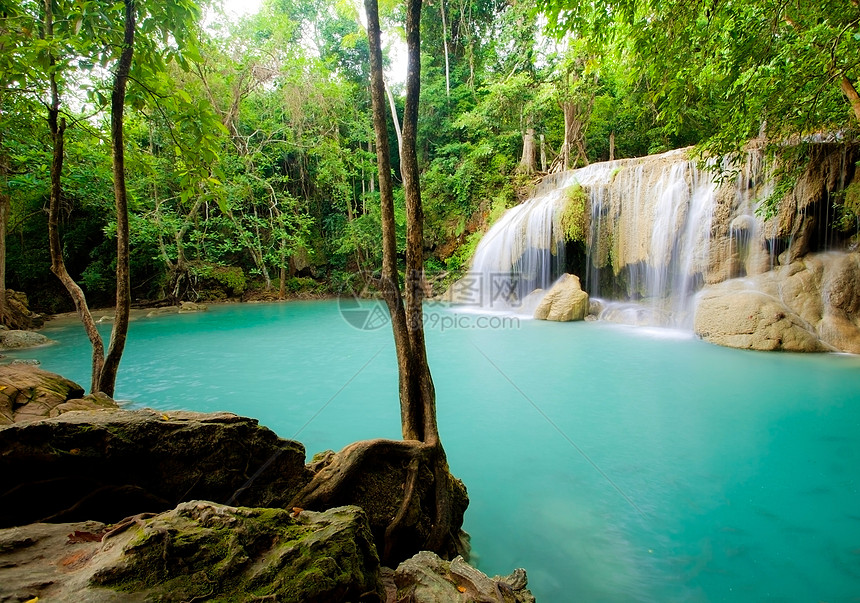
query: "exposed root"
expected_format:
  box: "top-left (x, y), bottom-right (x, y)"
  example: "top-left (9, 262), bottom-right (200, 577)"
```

top-left (101, 512), bottom-right (157, 543)
top-left (289, 438), bottom-right (467, 565)
top-left (383, 457), bottom-right (420, 561)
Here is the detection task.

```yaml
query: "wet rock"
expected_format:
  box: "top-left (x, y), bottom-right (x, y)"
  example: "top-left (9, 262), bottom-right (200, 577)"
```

top-left (694, 287), bottom-right (827, 352)
top-left (694, 251), bottom-right (860, 353)
top-left (145, 306), bottom-right (179, 317)
top-left (178, 301), bottom-right (208, 313)
top-left (0, 329), bottom-right (55, 350)
top-left (0, 502), bottom-right (384, 603)
top-left (534, 273), bottom-right (589, 322)
top-left (391, 551), bottom-right (535, 603)
top-left (0, 365), bottom-right (86, 425)
top-left (0, 409), bottom-right (313, 528)
top-left (9, 358), bottom-right (40, 366)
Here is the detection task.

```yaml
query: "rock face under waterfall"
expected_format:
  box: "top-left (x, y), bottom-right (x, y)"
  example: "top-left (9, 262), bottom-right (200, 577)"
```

top-left (534, 274), bottom-right (589, 322)
top-left (695, 252), bottom-right (860, 352)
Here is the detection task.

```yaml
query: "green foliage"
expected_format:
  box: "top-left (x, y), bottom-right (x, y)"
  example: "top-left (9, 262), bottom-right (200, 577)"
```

top-left (538, 0), bottom-right (860, 158)
top-left (189, 263), bottom-right (246, 295)
top-left (559, 184), bottom-right (587, 242)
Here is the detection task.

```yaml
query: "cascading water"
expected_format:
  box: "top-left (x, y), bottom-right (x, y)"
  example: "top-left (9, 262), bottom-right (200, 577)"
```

top-left (585, 153), bottom-right (721, 327)
top-left (468, 148), bottom-right (777, 327)
top-left (469, 163), bottom-right (618, 311)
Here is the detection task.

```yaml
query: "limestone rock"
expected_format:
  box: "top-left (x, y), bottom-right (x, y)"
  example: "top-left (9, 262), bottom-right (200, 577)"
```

top-left (179, 301), bottom-right (208, 313)
top-left (0, 409), bottom-right (312, 528)
top-left (0, 365), bottom-right (86, 425)
top-left (391, 551), bottom-right (535, 603)
top-left (51, 392), bottom-right (119, 417)
top-left (0, 329), bottom-right (55, 350)
top-left (694, 251), bottom-right (860, 353)
top-left (3, 290), bottom-right (44, 330)
top-left (694, 287), bottom-right (828, 352)
top-left (146, 306), bottom-right (179, 317)
top-left (534, 273), bottom-right (589, 322)
top-left (0, 502), bottom-right (384, 603)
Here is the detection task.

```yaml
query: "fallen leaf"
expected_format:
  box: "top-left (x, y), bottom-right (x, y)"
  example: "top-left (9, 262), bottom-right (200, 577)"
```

top-left (456, 586), bottom-right (466, 593)
top-left (160, 414), bottom-right (170, 420)
top-left (69, 448), bottom-right (80, 455)
top-left (290, 507), bottom-right (303, 517)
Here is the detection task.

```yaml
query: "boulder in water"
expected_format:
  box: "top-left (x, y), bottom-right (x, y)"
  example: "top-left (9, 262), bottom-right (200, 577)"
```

top-left (179, 301), bottom-right (208, 313)
top-left (0, 329), bottom-right (55, 350)
top-left (694, 251), bottom-right (860, 353)
top-left (694, 287), bottom-right (828, 352)
top-left (534, 273), bottom-right (589, 322)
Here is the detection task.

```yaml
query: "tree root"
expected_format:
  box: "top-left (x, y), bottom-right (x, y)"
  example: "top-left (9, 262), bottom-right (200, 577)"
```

top-left (289, 438), bottom-right (467, 565)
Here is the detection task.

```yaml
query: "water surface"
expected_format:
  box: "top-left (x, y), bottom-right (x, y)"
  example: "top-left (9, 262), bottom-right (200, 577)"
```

top-left (13, 301), bottom-right (860, 602)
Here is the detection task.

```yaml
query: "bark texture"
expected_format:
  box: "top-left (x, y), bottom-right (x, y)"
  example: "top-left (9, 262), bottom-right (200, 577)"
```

top-left (95, 0), bottom-right (136, 397)
top-left (296, 0), bottom-right (467, 566)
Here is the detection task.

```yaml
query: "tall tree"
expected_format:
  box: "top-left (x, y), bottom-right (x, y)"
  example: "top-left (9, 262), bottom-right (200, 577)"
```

top-left (36, 0), bottom-right (202, 395)
top-left (94, 0), bottom-right (135, 396)
top-left (289, 0), bottom-right (465, 564)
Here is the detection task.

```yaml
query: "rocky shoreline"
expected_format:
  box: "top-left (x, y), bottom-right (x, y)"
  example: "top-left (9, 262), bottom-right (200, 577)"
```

top-left (0, 366), bottom-right (536, 602)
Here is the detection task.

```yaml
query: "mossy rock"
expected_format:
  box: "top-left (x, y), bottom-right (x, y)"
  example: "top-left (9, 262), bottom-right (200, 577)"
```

top-left (91, 502), bottom-right (384, 602)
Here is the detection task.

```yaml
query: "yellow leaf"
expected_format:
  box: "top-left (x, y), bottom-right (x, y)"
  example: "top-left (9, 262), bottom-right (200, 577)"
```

top-left (24, 598), bottom-right (39, 603)
top-left (160, 414), bottom-right (169, 421)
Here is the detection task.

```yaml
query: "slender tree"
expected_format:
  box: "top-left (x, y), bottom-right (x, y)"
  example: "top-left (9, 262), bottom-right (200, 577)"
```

top-left (94, 0), bottom-right (135, 396)
top-left (289, 0), bottom-right (464, 564)
top-left (42, 0), bottom-right (107, 392)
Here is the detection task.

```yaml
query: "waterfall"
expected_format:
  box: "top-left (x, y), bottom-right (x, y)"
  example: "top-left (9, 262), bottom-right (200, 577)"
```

top-left (469, 163), bottom-right (617, 310)
top-left (468, 148), bottom-right (779, 326)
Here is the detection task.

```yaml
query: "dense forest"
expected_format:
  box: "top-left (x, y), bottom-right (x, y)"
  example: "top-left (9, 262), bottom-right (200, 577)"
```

top-left (1, 0), bottom-right (856, 314)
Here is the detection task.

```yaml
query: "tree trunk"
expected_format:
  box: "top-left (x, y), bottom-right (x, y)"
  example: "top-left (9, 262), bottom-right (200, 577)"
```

top-left (440, 0), bottom-right (450, 98)
top-left (841, 76), bottom-right (860, 124)
top-left (561, 101), bottom-right (573, 171)
top-left (384, 80), bottom-right (403, 161)
top-left (43, 0), bottom-right (105, 393)
top-left (402, 0), bottom-right (438, 445)
top-left (96, 0), bottom-right (136, 397)
top-left (291, 0), bottom-right (463, 565)
top-left (518, 127), bottom-right (537, 174)
top-left (0, 130), bottom-right (8, 325)
top-left (609, 130), bottom-right (615, 161)
top-left (540, 133), bottom-right (547, 172)
top-left (365, 0), bottom-right (412, 423)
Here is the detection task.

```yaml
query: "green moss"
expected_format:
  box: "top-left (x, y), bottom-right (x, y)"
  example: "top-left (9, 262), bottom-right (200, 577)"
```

top-left (559, 184), bottom-right (588, 243)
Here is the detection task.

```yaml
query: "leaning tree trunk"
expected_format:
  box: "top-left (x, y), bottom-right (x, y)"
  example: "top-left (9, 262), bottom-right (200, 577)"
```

top-left (96, 0), bottom-right (135, 397)
top-left (288, 0), bottom-right (465, 567)
top-left (842, 76), bottom-right (860, 124)
top-left (43, 0), bottom-right (105, 392)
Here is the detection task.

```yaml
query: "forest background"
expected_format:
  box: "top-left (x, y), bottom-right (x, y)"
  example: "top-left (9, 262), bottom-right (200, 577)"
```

top-left (1, 0), bottom-right (856, 313)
